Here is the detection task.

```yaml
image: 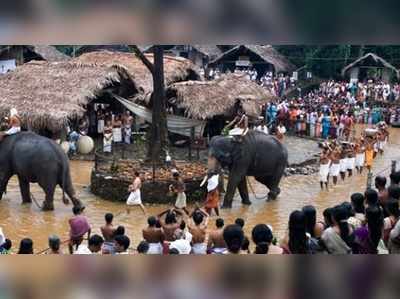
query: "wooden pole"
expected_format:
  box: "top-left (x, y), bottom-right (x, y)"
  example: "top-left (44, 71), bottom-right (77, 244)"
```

top-left (366, 170), bottom-right (373, 190)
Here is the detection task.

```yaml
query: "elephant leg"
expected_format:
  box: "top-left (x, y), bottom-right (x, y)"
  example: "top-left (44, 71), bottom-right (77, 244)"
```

top-left (265, 175), bottom-right (282, 201)
top-left (62, 177), bottom-right (84, 211)
top-left (222, 173), bottom-right (245, 209)
top-left (0, 174), bottom-right (12, 201)
top-left (41, 183), bottom-right (56, 211)
top-left (18, 177), bottom-right (32, 204)
top-left (237, 177), bottom-right (251, 205)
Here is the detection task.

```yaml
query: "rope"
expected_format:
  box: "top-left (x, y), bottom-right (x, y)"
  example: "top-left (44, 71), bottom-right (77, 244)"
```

top-left (30, 193), bottom-right (42, 210)
top-left (246, 177), bottom-right (270, 200)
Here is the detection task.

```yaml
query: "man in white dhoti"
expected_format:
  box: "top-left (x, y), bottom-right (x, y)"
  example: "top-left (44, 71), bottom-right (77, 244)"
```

top-left (319, 148), bottom-right (331, 190)
top-left (126, 171), bottom-right (146, 215)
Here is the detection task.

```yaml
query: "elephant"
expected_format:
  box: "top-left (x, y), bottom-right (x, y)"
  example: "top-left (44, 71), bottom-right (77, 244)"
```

top-left (0, 132), bottom-right (84, 211)
top-left (208, 130), bottom-right (288, 208)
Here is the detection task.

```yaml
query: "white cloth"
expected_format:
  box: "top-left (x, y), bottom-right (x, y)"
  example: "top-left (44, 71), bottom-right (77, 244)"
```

top-left (256, 125), bottom-right (269, 135)
top-left (0, 228), bottom-right (5, 247)
top-left (124, 126), bottom-right (132, 144)
top-left (347, 158), bottom-right (356, 170)
top-left (113, 128), bottom-right (122, 143)
top-left (74, 244), bottom-right (92, 255)
top-left (103, 133), bottom-right (112, 153)
top-left (319, 163), bottom-right (330, 183)
top-left (169, 239), bottom-right (192, 254)
top-left (175, 192), bottom-right (187, 209)
top-left (126, 190), bottom-right (142, 205)
top-left (97, 120), bottom-right (104, 134)
top-left (340, 159), bottom-right (348, 173)
top-left (207, 175), bottom-right (219, 192)
top-left (147, 243), bottom-right (163, 255)
top-left (355, 153), bottom-right (365, 167)
top-left (5, 126), bottom-right (20, 135)
top-left (191, 243), bottom-right (207, 255)
top-left (330, 163), bottom-right (340, 177)
top-left (229, 127), bottom-right (247, 136)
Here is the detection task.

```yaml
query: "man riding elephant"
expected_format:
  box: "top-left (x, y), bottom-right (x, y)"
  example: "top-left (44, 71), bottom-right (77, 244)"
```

top-left (0, 108), bottom-right (21, 142)
top-left (208, 130), bottom-right (288, 208)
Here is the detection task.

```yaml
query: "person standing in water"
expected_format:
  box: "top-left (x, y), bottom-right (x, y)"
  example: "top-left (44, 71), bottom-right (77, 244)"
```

top-left (201, 170), bottom-right (221, 216)
top-left (169, 171), bottom-right (189, 215)
top-left (329, 144), bottom-right (341, 186)
top-left (126, 171), bottom-right (146, 215)
top-left (319, 147), bottom-right (331, 191)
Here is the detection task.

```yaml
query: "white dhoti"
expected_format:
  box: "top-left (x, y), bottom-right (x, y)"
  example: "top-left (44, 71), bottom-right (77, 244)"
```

top-left (347, 158), bottom-right (356, 170)
top-left (103, 134), bottom-right (112, 153)
top-left (191, 243), bottom-right (207, 255)
top-left (175, 192), bottom-right (187, 209)
top-left (319, 163), bottom-right (330, 183)
top-left (330, 163), bottom-right (340, 177)
top-left (124, 126), bottom-right (132, 144)
top-left (113, 128), bottom-right (122, 143)
top-left (5, 126), bottom-right (21, 135)
top-left (229, 127), bottom-right (249, 136)
top-left (378, 140), bottom-right (386, 151)
top-left (97, 120), bottom-right (104, 134)
top-left (126, 190), bottom-right (142, 205)
top-left (355, 153), bottom-right (365, 167)
top-left (147, 242), bottom-right (163, 254)
top-left (340, 159), bottom-right (347, 173)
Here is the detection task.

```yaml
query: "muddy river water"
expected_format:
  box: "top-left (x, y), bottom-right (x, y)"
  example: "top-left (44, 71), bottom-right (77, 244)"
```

top-left (1, 127), bottom-right (399, 252)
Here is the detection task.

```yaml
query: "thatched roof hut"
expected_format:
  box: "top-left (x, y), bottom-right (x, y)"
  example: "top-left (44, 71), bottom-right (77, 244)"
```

top-left (75, 50), bottom-right (201, 96)
top-left (0, 60), bottom-right (134, 132)
top-left (191, 45), bottom-right (222, 61)
top-left (0, 45), bottom-right (70, 65)
top-left (166, 73), bottom-right (276, 120)
top-left (74, 45), bottom-right (131, 57)
top-left (342, 53), bottom-right (400, 81)
top-left (209, 45), bottom-right (295, 75)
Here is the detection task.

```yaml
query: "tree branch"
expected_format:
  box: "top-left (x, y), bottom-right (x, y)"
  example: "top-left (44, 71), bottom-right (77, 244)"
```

top-left (130, 45), bottom-right (155, 74)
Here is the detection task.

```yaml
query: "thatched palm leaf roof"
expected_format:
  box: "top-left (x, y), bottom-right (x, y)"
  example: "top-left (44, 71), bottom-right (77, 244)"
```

top-left (75, 51), bottom-right (201, 96)
top-left (342, 53), bottom-right (400, 78)
top-left (31, 45), bottom-right (71, 62)
top-left (190, 45), bottom-right (222, 60)
top-left (209, 45), bottom-right (295, 73)
top-left (0, 60), bottom-right (131, 132)
top-left (166, 73), bottom-right (276, 120)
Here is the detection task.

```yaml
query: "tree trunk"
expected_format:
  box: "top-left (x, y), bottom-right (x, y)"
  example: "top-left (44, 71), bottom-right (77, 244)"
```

top-left (147, 46), bottom-right (168, 163)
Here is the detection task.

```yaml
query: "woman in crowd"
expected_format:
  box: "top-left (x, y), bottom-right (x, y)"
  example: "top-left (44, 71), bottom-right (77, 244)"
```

top-left (252, 224), bottom-right (283, 254)
top-left (18, 238), bottom-right (34, 254)
top-left (321, 205), bottom-right (353, 254)
top-left (223, 224), bottom-right (245, 255)
top-left (352, 206), bottom-right (384, 254)
top-left (281, 210), bottom-right (309, 254)
top-left (382, 199), bottom-right (399, 247)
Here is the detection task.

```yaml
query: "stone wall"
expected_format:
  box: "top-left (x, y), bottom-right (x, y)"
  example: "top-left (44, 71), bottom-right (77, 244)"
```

top-left (91, 170), bottom-right (206, 204)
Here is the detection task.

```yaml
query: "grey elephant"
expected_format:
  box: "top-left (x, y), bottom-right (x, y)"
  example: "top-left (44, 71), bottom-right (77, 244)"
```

top-left (0, 132), bottom-right (84, 211)
top-left (208, 131), bottom-right (288, 208)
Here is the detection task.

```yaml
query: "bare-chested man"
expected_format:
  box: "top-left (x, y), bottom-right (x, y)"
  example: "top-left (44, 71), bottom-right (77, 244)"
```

top-left (355, 139), bottom-right (365, 174)
top-left (0, 108), bottom-right (21, 141)
top-left (188, 209), bottom-right (209, 254)
top-left (142, 216), bottom-right (164, 254)
top-left (101, 213), bottom-right (116, 254)
top-left (319, 147), bottom-right (331, 191)
top-left (207, 218), bottom-right (227, 254)
top-left (347, 144), bottom-right (356, 177)
top-left (329, 145), bottom-right (341, 186)
top-left (126, 171), bottom-right (146, 214)
top-left (157, 209), bottom-right (183, 242)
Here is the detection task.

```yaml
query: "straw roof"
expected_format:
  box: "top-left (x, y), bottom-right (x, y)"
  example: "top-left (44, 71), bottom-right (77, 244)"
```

top-left (342, 53), bottom-right (400, 78)
top-left (31, 45), bottom-right (71, 62)
top-left (209, 45), bottom-right (295, 73)
top-left (74, 45), bottom-right (131, 57)
top-left (191, 45), bottom-right (222, 60)
top-left (0, 60), bottom-right (132, 132)
top-left (75, 50), bottom-right (201, 96)
top-left (166, 73), bottom-right (276, 120)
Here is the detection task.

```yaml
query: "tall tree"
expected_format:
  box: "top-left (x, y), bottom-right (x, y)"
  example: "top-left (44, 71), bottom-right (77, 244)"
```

top-left (131, 45), bottom-right (168, 164)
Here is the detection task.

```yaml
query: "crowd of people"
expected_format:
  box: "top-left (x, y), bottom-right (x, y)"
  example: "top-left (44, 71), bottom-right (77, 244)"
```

top-left (1, 169), bottom-right (400, 255)
top-left (262, 79), bottom-right (400, 138)
top-left (318, 122), bottom-right (389, 190)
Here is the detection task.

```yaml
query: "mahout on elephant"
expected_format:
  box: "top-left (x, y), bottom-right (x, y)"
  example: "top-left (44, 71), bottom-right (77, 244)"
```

top-left (208, 130), bottom-right (288, 208)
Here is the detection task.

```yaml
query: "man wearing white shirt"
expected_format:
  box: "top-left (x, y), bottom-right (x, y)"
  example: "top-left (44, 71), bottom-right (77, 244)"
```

top-left (256, 119), bottom-right (269, 135)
